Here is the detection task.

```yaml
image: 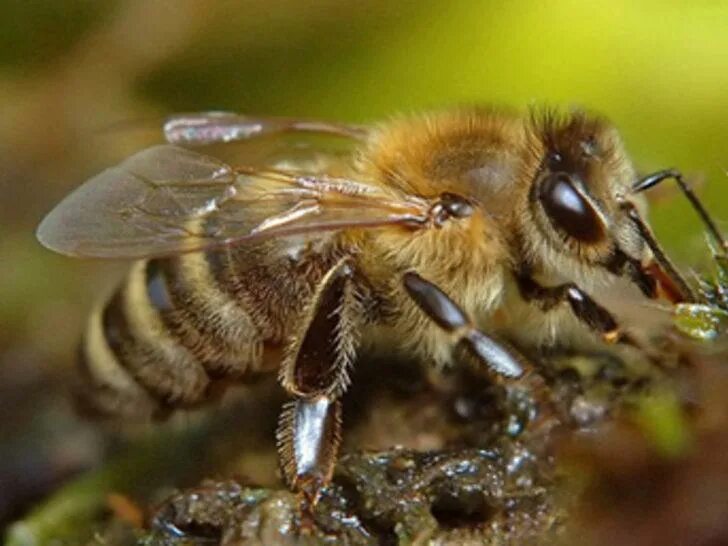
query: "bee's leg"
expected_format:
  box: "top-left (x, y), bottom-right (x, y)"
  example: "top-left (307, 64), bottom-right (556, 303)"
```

top-left (276, 258), bottom-right (360, 510)
top-left (515, 272), bottom-right (621, 343)
top-left (618, 199), bottom-right (698, 303)
top-left (402, 272), bottom-right (558, 430)
top-left (277, 396), bottom-right (342, 513)
top-left (402, 271), bottom-right (528, 379)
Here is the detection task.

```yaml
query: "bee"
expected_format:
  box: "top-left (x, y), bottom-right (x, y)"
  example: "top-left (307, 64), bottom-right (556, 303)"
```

top-left (37, 107), bottom-right (707, 504)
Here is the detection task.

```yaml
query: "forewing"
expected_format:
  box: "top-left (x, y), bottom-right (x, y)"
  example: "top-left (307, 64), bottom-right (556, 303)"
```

top-left (37, 145), bottom-right (430, 259)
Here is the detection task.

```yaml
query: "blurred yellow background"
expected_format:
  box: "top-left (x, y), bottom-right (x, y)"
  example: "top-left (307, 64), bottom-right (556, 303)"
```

top-left (0, 0), bottom-right (727, 523)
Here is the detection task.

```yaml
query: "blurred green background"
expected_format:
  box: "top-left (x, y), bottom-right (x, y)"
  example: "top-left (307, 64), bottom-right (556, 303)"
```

top-left (0, 0), bottom-right (727, 528)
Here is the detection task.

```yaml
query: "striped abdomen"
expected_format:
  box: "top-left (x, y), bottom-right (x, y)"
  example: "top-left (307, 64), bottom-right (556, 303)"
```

top-left (77, 243), bottom-right (331, 420)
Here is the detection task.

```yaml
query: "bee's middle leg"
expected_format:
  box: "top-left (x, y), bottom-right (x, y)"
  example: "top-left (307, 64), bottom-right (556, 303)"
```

top-left (402, 271), bottom-right (529, 379)
top-left (276, 258), bottom-right (360, 508)
top-left (401, 271), bottom-right (560, 430)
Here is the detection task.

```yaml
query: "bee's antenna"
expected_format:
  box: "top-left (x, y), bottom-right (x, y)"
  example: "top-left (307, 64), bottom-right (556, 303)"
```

top-left (632, 169), bottom-right (726, 252)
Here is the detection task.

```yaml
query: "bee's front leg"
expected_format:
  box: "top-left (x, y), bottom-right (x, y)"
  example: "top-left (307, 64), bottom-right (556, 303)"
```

top-left (515, 271), bottom-right (621, 343)
top-left (276, 258), bottom-right (360, 509)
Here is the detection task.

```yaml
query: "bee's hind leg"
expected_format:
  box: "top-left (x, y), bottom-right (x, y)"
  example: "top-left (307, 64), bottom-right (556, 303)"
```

top-left (276, 258), bottom-right (361, 515)
top-left (276, 396), bottom-right (342, 514)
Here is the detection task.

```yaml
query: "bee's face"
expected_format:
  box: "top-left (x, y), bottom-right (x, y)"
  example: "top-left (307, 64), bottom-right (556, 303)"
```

top-left (525, 111), bottom-right (647, 271)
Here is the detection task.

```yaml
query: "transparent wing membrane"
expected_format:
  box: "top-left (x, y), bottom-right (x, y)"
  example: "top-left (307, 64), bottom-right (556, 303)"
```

top-left (37, 145), bottom-right (430, 259)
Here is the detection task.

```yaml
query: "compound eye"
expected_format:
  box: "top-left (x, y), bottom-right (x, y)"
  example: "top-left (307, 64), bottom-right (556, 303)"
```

top-left (539, 172), bottom-right (605, 243)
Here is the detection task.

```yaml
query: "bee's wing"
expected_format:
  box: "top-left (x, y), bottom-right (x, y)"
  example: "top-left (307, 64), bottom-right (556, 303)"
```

top-left (37, 145), bottom-right (430, 259)
top-left (163, 111), bottom-right (369, 146)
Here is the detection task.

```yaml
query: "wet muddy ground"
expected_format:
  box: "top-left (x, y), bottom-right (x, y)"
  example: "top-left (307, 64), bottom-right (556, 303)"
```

top-left (7, 325), bottom-right (727, 545)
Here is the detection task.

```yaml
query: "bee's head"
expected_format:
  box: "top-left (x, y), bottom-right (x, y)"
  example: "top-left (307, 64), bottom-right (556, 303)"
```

top-left (524, 109), bottom-right (656, 293)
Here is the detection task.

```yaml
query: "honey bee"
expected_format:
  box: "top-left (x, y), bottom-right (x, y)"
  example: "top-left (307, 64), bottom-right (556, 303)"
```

top-left (37, 107), bottom-right (708, 504)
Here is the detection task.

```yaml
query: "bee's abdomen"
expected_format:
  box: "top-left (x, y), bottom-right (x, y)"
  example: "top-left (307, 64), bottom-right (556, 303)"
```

top-left (77, 249), bottom-right (268, 419)
top-left (156, 251), bottom-right (264, 375)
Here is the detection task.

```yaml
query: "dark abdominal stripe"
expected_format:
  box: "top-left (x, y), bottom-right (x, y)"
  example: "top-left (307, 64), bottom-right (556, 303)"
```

top-left (78, 249), bottom-right (265, 418)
